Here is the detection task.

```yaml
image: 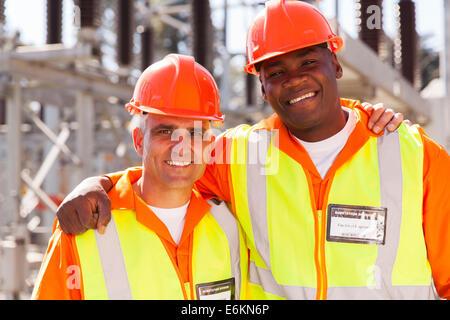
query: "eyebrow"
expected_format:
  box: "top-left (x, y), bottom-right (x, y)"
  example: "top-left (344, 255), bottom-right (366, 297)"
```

top-left (151, 124), bottom-right (206, 132)
top-left (264, 48), bottom-right (319, 69)
top-left (151, 124), bottom-right (176, 131)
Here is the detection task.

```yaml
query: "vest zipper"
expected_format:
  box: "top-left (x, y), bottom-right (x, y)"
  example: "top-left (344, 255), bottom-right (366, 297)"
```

top-left (308, 174), bottom-right (327, 300)
top-left (316, 178), bottom-right (330, 300)
top-left (316, 209), bottom-right (326, 300)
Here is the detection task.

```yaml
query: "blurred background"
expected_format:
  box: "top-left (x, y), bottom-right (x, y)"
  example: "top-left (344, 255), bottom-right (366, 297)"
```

top-left (0, 0), bottom-right (448, 299)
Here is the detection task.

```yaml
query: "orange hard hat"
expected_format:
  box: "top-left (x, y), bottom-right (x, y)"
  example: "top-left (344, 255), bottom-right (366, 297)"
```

top-left (126, 54), bottom-right (224, 121)
top-left (245, 0), bottom-right (343, 75)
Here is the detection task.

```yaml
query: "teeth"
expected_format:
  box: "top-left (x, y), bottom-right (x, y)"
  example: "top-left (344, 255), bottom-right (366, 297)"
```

top-left (166, 160), bottom-right (191, 167)
top-left (289, 92), bottom-right (316, 104)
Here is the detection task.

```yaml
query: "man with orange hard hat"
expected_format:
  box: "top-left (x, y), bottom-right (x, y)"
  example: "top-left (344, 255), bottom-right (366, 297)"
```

top-left (231, 0), bottom-right (449, 299)
top-left (32, 54), bottom-right (248, 300)
top-left (54, 0), bottom-right (450, 300)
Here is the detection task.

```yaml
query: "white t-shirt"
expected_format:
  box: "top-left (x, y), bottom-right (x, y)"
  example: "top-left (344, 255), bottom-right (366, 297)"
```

top-left (294, 107), bottom-right (357, 179)
top-left (148, 201), bottom-right (189, 245)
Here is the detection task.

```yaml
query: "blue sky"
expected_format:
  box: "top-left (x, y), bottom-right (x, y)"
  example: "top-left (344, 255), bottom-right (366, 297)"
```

top-left (4, 0), bottom-right (445, 54)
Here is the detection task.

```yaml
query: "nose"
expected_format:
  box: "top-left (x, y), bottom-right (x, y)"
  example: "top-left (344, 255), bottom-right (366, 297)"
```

top-left (282, 71), bottom-right (306, 89)
top-left (171, 131), bottom-right (192, 161)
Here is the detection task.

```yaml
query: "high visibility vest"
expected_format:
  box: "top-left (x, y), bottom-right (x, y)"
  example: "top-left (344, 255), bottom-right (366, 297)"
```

top-left (75, 200), bottom-right (248, 300)
top-left (229, 123), bottom-right (437, 300)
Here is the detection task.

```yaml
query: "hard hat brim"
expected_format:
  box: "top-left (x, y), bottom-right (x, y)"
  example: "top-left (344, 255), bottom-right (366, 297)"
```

top-left (245, 36), bottom-right (344, 75)
top-left (126, 103), bottom-right (225, 122)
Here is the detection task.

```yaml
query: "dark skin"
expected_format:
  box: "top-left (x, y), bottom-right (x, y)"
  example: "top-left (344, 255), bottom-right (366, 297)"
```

top-left (259, 46), bottom-right (345, 142)
top-left (56, 47), bottom-right (406, 235)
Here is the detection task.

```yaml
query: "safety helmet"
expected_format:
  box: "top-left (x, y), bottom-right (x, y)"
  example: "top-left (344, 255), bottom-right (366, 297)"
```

top-left (126, 54), bottom-right (224, 121)
top-left (245, 0), bottom-right (343, 75)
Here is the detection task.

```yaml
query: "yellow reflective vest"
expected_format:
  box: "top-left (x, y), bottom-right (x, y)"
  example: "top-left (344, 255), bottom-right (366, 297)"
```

top-left (75, 172), bottom-right (248, 300)
top-left (229, 119), bottom-right (436, 300)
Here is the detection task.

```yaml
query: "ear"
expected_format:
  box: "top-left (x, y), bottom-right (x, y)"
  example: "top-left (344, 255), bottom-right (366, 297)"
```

top-left (132, 127), bottom-right (144, 157)
top-left (331, 52), bottom-right (343, 79)
top-left (259, 75), bottom-right (268, 101)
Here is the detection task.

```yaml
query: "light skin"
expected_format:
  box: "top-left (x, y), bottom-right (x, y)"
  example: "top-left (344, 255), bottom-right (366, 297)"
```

top-left (132, 114), bottom-right (213, 208)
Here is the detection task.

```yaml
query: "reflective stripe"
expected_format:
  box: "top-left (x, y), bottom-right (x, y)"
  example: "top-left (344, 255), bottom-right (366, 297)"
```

top-left (327, 285), bottom-right (437, 300)
top-left (207, 200), bottom-right (242, 299)
top-left (376, 130), bottom-right (403, 287)
top-left (249, 261), bottom-right (316, 299)
top-left (249, 261), bottom-right (282, 297)
top-left (375, 130), bottom-right (404, 297)
top-left (246, 130), bottom-right (272, 270)
top-left (94, 216), bottom-right (133, 300)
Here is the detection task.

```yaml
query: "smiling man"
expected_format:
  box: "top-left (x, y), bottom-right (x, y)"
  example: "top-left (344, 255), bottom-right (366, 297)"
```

top-left (52, 0), bottom-right (448, 300)
top-left (31, 54), bottom-right (248, 300)
top-left (259, 45), bottom-right (345, 142)
top-left (219, 0), bottom-right (449, 299)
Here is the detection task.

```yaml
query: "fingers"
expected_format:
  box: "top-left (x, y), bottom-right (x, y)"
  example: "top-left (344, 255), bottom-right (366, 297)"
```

top-left (363, 102), bottom-right (405, 133)
top-left (77, 197), bottom-right (99, 230)
top-left (372, 108), bottom-right (397, 133)
top-left (404, 119), bottom-right (413, 127)
top-left (367, 103), bottom-right (388, 132)
top-left (56, 202), bottom-right (88, 235)
top-left (386, 113), bottom-right (404, 132)
top-left (361, 102), bottom-right (374, 114)
top-left (96, 196), bottom-right (112, 234)
top-left (56, 176), bottom-right (112, 235)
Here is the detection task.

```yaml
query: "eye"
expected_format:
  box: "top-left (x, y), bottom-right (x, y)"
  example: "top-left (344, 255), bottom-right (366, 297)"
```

top-left (158, 129), bottom-right (172, 135)
top-left (302, 60), bottom-right (316, 66)
top-left (268, 70), bottom-right (283, 78)
top-left (191, 129), bottom-right (204, 137)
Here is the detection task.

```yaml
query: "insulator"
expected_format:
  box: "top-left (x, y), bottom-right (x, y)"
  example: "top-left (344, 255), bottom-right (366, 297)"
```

top-left (77, 0), bottom-right (100, 28)
top-left (46, 0), bottom-right (62, 44)
top-left (398, 0), bottom-right (417, 85)
top-left (117, 0), bottom-right (134, 66)
top-left (190, 0), bottom-right (213, 72)
top-left (356, 0), bottom-right (383, 54)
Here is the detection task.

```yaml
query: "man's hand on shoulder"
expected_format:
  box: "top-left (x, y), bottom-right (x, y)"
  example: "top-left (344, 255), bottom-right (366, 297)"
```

top-left (362, 102), bottom-right (404, 133)
top-left (56, 176), bottom-right (113, 235)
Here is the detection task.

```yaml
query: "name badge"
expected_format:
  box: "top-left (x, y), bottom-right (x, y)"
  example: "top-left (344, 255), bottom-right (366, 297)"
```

top-left (326, 204), bottom-right (387, 245)
top-left (196, 278), bottom-right (235, 300)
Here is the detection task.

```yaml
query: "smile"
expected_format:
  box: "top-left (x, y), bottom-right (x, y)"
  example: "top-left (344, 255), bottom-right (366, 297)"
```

top-left (165, 160), bottom-right (192, 167)
top-left (288, 91), bottom-right (317, 105)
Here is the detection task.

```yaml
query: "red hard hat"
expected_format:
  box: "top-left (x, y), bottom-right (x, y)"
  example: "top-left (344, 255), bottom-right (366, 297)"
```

top-left (245, 0), bottom-right (343, 75)
top-left (126, 54), bottom-right (224, 121)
